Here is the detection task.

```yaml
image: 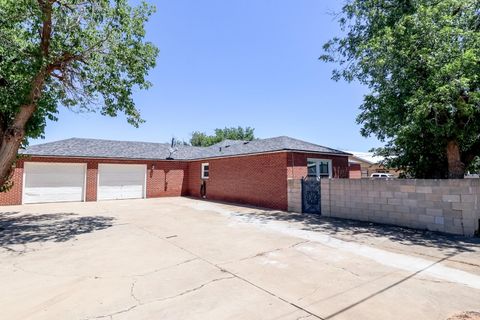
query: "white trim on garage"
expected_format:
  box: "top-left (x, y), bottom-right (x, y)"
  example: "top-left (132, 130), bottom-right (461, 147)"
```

top-left (22, 162), bottom-right (87, 204)
top-left (97, 164), bottom-right (147, 200)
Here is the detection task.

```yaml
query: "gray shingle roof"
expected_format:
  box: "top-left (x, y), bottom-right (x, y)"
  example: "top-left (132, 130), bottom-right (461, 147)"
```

top-left (210, 139), bottom-right (247, 148)
top-left (21, 136), bottom-right (350, 160)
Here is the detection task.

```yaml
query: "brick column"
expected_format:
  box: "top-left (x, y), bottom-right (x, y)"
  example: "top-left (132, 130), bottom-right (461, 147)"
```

top-left (85, 161), bottom-right (98, 202)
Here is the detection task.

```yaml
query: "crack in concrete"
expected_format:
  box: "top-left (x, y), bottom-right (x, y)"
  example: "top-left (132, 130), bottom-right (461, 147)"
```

top-left (135, 226), bottom-right (325, 320)
top-left (132, 257), bottom-right (199, 277)
top-left (88, 276), bottom-right (235, 320)
top-left (145, 275), bottom-right (235, 304)
top-left (130, 279), bottom-right (141, 304)
top-left (236, 240), bottom-right (311, 262)
top-left (11, 256), bottom-right (199, 280)
top-left (293, 245), bottom-right (361, 279)
top-left (296, 315), bottom-right (313, 320)
top-left (413, 276), bottom-right (458, 285)
top-left (325, 263), bottom-right (361, 278)
top-left (12, 262), bottom-right (107, 280)
top-left (297, 286), bottom-right (322, 302)
top-left (88, 304), bottom-right (138, 320)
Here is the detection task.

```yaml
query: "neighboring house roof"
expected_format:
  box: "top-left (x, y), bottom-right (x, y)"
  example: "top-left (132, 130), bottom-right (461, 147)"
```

top-left (345, 151), bottom-right (385, 165)
top-left (21, 136), bottom-right (350, 160)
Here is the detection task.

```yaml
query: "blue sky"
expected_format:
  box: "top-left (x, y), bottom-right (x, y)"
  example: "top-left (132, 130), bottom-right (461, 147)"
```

top-left (33, 0), bottom-right (382, 152)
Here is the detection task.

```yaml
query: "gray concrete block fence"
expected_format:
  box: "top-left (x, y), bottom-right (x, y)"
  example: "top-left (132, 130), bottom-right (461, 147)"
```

top-left (287, 178), bottom-right (480, 237)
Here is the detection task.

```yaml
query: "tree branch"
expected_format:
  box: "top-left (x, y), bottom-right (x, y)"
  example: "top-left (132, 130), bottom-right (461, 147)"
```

top-left (47, 52), bottom-right (84, 72)
top-left (3, 0), bottom-right (55, 143)
top-left (463, 137), bottom-right (480, 166)
top-left (39, 1), bottom-right (53, 57)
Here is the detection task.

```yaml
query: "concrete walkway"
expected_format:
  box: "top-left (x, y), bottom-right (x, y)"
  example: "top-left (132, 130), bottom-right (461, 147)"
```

top-left (0, 198), bottom-right (479, 320)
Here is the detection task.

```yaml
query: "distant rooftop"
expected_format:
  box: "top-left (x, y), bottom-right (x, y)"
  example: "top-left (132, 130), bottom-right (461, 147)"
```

top-left (346, 151), bottom-right (384, 165)
top-left (21, 136), bottom-right (350, 160)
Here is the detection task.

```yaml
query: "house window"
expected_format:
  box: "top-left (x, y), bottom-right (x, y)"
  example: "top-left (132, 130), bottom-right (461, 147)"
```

top-left (201, 163), bottom-right (209, 179)
top-left (307, 159), bottom-right (332, 178)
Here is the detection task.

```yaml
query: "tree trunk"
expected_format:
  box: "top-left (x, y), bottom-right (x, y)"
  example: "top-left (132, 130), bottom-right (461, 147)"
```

top-left (0, 104), bottom-right (36, 188)
top-left (447, 140), bottom-right (465, 179)
top-left (0, 0), bottom-right (53, 190)
top-left (0, 69), bottom-right (46, 189)
top-left (0, 133), bottom-right (24, 189)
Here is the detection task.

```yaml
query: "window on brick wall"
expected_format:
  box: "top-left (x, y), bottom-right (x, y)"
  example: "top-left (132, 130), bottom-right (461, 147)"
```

top-left (307, 159), bottom-right (332, 178)
top-left (201, 163), bottom-right (209, 179)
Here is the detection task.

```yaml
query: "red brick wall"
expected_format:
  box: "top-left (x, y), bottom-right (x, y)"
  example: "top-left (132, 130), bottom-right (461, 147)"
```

top-left (0, 157), bottom-right (188, 205)
top-left (349, 163), bottom-right (362, 179)
top-left (146, 161), bottom-right (189, 198)
top-left (86, 162), bottom-right (98, 201)
top-left (187, 153), bottom-right (289, 210)
top-left (0, 165), bottom-right (23, 205)
top-left (286, 152), bottom-right (350, 179)
top-left (0, 152), bottom-right (349, 208)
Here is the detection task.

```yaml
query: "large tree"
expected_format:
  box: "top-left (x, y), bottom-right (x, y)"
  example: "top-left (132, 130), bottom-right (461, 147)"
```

top-left (321, 0), bottom-right (480, 178)
top-left (190, 126), bottom-right (255, 147)
top-left (0, 0), bottom-right (158, 190)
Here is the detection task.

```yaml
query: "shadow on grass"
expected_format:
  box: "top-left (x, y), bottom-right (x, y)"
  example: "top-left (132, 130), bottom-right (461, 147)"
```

top-left (0, 211), bottom-right (115, 247)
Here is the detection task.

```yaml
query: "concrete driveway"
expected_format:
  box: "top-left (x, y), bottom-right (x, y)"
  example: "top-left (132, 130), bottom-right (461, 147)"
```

top-left (1, 198), bottom-right (479, 320)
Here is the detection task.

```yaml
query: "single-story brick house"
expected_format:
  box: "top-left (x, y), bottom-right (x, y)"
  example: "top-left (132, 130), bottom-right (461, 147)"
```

top-left (0, 136), bottom-right (350, 210)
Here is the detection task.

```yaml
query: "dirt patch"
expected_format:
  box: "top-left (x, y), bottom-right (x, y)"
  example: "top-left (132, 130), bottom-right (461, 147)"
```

top-left (448, 312), bottom-right (480, 320)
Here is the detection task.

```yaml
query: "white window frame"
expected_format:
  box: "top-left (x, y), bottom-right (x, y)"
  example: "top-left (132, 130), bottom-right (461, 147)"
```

top-left (201, 163), bottom-right (209, 179)
top-left (307, 158), bottom-right (332, 179)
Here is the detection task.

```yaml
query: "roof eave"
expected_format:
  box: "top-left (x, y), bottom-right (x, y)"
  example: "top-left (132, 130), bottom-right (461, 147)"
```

top-left (20, 148), bottom-right (351, 162)
top-left (189, 149), bottom-right (351, 160)
top-left (285, 148), bottom-right (352, 156)
top-left (19, 153), bottom-right (190, 162)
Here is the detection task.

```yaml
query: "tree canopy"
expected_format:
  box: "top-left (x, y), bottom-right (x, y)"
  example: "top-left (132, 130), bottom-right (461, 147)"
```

top-left (190, 126), bottom-right (256, 147)
top-left (0, 0), bottom-right (158, 189)
top-left (321, 0), bottom-right (480, 178)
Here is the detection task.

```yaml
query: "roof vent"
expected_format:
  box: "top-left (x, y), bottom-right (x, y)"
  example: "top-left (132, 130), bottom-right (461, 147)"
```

top-left (166, 137), bottom-right (178, 160)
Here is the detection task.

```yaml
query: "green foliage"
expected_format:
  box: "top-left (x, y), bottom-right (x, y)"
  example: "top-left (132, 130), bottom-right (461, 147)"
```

top-left (467, 156), bottom-right (480, 173)
top-left (0, 0), bottom-right (159, 143)
top-left (190, 126), bottom-right (256, 147)
top-left (321, 0), bottom-right (480, 178)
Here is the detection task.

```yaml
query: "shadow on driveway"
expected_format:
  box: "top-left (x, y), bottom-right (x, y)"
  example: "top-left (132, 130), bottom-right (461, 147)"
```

top-left (232, 208), bottom-right (480, 253)
top-left (0, 211), bottom-right (115, 247)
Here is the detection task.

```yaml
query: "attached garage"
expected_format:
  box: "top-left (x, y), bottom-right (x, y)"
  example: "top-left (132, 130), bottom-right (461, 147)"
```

top-left (0, 137), bottom-right (350, 208)
top-left (98, 164), bottom-right (146, 200)
top-left (23, 162), bottom-right (86, 204)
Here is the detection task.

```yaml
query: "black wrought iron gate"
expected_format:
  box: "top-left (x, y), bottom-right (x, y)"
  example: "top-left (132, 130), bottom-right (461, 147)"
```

top-left (302, 176), bottom-right (321, 214)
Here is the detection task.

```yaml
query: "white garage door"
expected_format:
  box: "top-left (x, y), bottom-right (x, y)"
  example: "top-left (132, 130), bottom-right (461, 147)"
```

top-left (98, 164), bottom-right (146, 200)
top-left (23, 162), bottom-right (86, 204)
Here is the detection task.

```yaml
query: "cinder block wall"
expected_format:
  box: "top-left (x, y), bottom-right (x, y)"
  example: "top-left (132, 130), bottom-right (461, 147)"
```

top-left (320, 179), bottom-right (480, 236)
top-left (287, 179), bottom-right (302, 212)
